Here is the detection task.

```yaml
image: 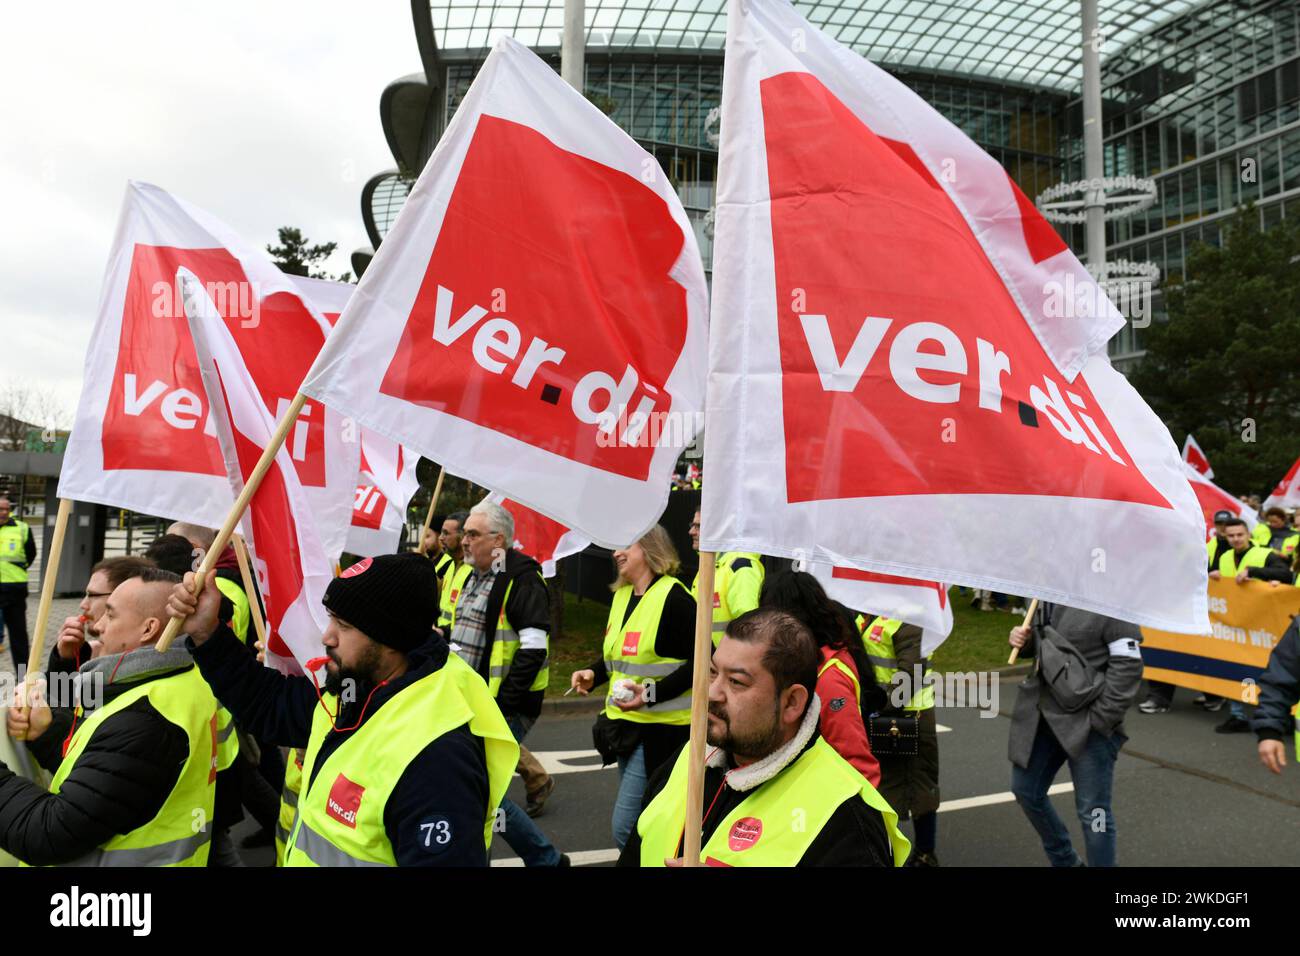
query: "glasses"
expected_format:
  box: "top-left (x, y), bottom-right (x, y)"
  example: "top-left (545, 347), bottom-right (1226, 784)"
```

top-left (83, 590), bottom-right (112, 600)
top-left (461, 529), bottom-right (499, 542)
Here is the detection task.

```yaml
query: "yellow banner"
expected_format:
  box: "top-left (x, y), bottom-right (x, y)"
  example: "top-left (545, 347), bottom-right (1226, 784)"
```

top-left (1140, 578), bottom-right (1300, 702)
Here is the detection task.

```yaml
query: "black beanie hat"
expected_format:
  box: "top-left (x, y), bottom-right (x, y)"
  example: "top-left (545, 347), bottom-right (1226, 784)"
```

top-left (323, 553), bottom-right (440, 652)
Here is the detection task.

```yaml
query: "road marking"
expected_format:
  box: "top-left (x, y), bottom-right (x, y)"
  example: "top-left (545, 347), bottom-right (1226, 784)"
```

top-left (938, 782), bottom-right (1072, 813)
top-left (531, 749), bottom-right (609, 775)
top-left (936, 723), bottom-right (951, 733)
top-left (492, 848), bottom-right (621, 867)
top-left (490, 783), bottom-right (1077, 866)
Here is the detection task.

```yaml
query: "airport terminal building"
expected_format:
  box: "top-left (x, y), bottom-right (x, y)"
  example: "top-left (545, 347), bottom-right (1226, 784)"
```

top-left (355, 0), bottom-right (1300, 371)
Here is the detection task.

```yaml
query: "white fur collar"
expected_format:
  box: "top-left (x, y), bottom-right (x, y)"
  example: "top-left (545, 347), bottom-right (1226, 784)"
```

top-left (705, 694), bottom-right (822, 792)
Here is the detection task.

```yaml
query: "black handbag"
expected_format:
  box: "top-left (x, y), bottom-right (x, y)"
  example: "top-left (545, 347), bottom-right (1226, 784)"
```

top-left (868, 712), bottom-right (920, 756)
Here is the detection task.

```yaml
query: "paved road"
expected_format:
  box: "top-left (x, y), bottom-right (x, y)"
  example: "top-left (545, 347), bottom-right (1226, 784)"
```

top-left (6, 596), bottom-right (1298, 867)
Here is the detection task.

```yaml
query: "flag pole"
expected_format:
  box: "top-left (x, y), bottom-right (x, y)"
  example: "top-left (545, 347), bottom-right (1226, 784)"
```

top-left (1007, 598), bottom-right (1040, 665)
top-left (415, 466), bottom-right (447, 556)
top-left (682, 550), bottom-right (716, 867)
top-left (17, 497), bottom-right (72, 720)
top-left (232, 534), bottom-right (267, 649)
top-left (155, 392), bottom-right (308, 652)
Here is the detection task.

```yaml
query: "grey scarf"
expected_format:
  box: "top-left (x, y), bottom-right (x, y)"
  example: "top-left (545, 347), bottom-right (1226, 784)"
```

top-left (74, 645), bottom-right (196, 714)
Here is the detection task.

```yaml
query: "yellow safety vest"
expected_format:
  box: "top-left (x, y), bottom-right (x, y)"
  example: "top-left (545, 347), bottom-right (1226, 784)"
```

top-left (636, 736), bottom-right (910, 867)
top-left (603, 576), bottom-right (691, 725)
top-left (439, 562), bottom-right (472, 629)
top-left (0, 519), bottom-right (31, 585)
top-left (860, 616), bottom-right (934, 711)
top-left (1217, 546), bottom-right (1272, 577)
top-left (38, 665), bottom-right (218, 867)
top-left (1251, 524), bottom-right (1300, 557)
top-left (275, 747), bottom-right (305, 867)
top-left (211, 577), bottom-right (250, 771)
top-left (692, 552), bottom-right (764, 647)
top-left (485, 575), bottom-right (549, 697)
top-left (284, 654), bottom-right (518, 867)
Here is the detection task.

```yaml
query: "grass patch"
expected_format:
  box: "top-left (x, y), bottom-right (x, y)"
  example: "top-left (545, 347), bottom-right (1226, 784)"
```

top-left (544, 587), bottom-right (1029, 696)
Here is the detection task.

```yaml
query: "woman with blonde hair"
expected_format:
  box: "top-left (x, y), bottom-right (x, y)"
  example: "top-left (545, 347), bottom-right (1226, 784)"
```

top-left (570, 525), bottom-right (697, 849)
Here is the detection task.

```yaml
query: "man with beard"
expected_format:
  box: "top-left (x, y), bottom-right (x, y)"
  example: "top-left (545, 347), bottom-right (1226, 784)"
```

top-left (620, 608), bottom-right (910, 867)
top-left (167, 551), bottom-right (519, 867)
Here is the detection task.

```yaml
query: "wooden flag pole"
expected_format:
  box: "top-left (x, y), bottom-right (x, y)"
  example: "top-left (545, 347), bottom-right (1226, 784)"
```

top-left (18, 498), bottom-right (72, 719)
top-left (232, 534), bottom-right (267, 648)
top-left (156, 391), bottom-right (308, 652)
top-left (415, 466), bottom-right (447, 556)
top-left (682, 550), bottom-right (717, 867)
top-left (1007, 598), bottom-right (1040, 665)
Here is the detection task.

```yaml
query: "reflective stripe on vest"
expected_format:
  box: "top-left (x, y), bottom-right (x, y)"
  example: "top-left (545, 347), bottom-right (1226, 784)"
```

top-left (603, 576), bottom-right (691, 726)
top-left (283, 654), bottom-right (518, 867)
top-left (485, 573), bottom-right (549, 698)
top-left (40, 666), bottom-right (218, 868)
top-left (1217, 546), bottom-right (1272, 577)
top-left (636, 736), bottom-right (910, 867)
top-left (276, 748), bottom-right (305, 867)
top-left (692, 553), bottom-right (764, 647)
top-left (861, 616), bottom-right (933, 711)
top-left (0, 520), bottom-right (30, 584)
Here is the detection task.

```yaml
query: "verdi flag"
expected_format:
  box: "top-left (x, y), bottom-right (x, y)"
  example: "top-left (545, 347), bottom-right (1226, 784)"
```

top-left (346, 432), bottom-right (420, 557)
top-left (809, 564), bottom-right (953, 657)
top-left (180, 271), bottom-right (333, 676)
top-left (57, 181), bottom-right (359, 558)
top-left (300, 37), bottom-right (708, 549)
top-left (1184, 464), bottom-right (1257, 536)
top-left (1182, 434), bottom-right (1214, 479)
top-left (1264, 454), bottom-right (1300, 510)
top-left (702, 0), bottom-right (1207, 632)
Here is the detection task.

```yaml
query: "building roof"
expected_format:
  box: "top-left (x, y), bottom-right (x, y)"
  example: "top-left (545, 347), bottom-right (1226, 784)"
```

top-left (424, 0), bottom-right (1204, 91)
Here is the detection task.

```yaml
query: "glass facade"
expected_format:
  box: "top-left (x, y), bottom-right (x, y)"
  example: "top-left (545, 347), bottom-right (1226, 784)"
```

top-left (1065, 0), bottom-right (1300, 364)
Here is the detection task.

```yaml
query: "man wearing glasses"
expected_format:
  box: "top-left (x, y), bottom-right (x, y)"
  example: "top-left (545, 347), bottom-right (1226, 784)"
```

top-left (445, 501), bottom-right (567, 866)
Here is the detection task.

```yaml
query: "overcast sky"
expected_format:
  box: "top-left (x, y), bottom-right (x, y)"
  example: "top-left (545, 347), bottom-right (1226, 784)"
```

top-left (0, 1), bottom-right (419, 421)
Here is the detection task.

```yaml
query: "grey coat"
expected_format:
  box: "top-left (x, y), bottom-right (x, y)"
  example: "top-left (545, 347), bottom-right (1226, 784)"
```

top-left (1008, 604), bottom-right (1145, 768)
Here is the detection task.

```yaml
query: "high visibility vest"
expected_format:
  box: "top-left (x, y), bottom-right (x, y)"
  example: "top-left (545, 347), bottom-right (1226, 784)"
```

top-left (0, 519), bottom-right (31, 584)
top-left (275, 747), bottom-right (305, 867)
top-left (284, 653), bottom-right (518, 867)
top-left (439, 562), bottom-right (472, 629)
top-left (636, 736), bottom-right (910, 867)
top-left (692, 552), bottom-right (764, 647)
top-left (485, 574), bottom-right (549, 698)
top-left (38, 666), bottom-right (219, 867)
top-left (434, 552), bottom-right (452, 579)
top-left (1252, 524), bottom-right (1300, 558)
top-left (211, 577), bottom-right (250, 771)
top-left (1217, 546), bottom-right (1272, 577)
top-left (603, 576), bottom-right (691, 725)
top-left (860, 616), bottom-right (934, 711)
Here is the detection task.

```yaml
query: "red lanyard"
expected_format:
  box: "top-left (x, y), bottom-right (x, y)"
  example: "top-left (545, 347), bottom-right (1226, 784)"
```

top-left (303, 657), bottom-right (392, 733)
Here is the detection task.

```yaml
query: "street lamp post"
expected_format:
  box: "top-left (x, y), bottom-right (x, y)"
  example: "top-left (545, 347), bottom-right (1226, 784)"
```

top-left (561, 0), bottom-right (585, 92)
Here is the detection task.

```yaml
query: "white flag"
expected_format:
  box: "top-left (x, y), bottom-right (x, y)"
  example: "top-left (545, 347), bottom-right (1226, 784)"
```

top-left (809, 564), bottom-right (953, 657)
top-left (701, 0), bottom-right (1207, 633)
top-left (180, 272), bottom-right (333, 677)
top-left (1264, 455), bottom-right (1300, 511)
top-left (300, 37), bottom-right (708, 549)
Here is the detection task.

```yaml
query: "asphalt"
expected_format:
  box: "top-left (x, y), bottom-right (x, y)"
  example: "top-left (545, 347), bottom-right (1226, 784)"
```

top-left (5, 597), bottom-right (1298, 867)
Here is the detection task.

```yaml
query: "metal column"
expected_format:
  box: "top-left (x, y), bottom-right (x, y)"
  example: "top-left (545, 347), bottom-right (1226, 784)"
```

top-left (1081, 0), bottom-right (1107, 271)
top-left (561, 0), bottom-right (585, 92)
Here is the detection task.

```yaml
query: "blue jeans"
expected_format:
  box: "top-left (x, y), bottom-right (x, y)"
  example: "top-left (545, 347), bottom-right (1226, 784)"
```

top-left (501, 715), bottom-right (562, 867)
top-left (612, 744), bottom-right (648, 850)
top-left (1011, 717), bottom-right (1122, 867)
top-left (1230, 701), bottom-right (1248, 721)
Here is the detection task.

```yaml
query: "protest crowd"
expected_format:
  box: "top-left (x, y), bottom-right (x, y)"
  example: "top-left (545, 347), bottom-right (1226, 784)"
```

top-left (2, 1), bottom-right (1299, 874)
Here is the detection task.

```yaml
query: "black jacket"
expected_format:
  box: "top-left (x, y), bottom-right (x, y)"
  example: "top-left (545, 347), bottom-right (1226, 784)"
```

top-left (480, 548), bottom-right (552, 721)
top-left (0, 662), bottom-right (192, 866)
top-left (1253, 616), bottom-right (1300, 743)
top-left (617, 732), bottom-right (895, 867)
top-left (188, 625), bottom-right (492, 866)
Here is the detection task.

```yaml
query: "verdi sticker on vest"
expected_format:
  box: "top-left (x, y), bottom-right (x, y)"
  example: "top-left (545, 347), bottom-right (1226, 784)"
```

top-left (621, 631), bottom-right (642, 656)
top-left (728, 817), bottom-right (763, 852)
top-left (326, 773), bottom-right (365, 829)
